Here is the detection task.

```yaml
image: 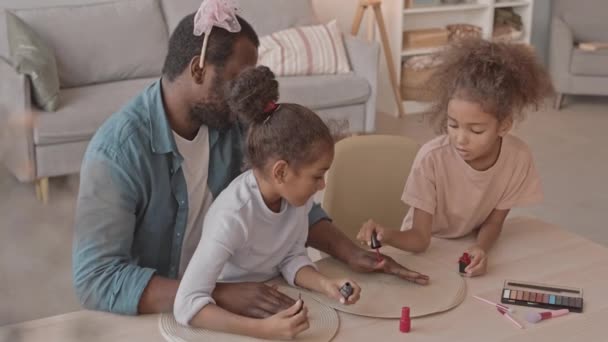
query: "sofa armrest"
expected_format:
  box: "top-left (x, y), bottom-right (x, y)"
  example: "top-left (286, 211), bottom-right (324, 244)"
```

top-left (344, 35), bottom-right (380, 132)
top-left (549, 16), bottom-right (574, 93)
top-left (0, 57), bottom-right (36, 182)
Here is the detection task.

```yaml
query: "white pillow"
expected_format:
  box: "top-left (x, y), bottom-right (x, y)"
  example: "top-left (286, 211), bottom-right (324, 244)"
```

top-left (258, 20), bottom-right (351, 76)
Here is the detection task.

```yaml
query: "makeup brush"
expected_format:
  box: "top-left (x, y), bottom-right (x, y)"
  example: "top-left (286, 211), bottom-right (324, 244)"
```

top-left (525, 309), bottom-right (569, 323)
top-left (497, 307), bottom-right (524, 329)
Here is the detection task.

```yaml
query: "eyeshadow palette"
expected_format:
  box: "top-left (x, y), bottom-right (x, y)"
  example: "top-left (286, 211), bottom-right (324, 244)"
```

top-left (501, 280), bottom-right (583, 313)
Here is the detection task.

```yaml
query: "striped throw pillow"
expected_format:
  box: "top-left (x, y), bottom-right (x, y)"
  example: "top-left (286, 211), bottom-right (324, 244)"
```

top-left (258, 20), bottom-right (351, 76)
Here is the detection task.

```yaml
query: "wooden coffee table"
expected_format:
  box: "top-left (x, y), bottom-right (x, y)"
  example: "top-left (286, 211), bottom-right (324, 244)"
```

top-left (2, 217), bottom-right (608, 341)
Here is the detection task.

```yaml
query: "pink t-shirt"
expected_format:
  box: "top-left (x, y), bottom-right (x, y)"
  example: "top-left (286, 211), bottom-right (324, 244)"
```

top-left (401, 134), bottom-right (543, 238)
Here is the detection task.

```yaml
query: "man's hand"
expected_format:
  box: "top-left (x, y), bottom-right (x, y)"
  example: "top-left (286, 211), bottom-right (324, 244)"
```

top-left (212, 282), bottom-right (296, 318)
top-left (347, 249), bottom-right (430, 285)
top-left (308, 219), bottom-right (430, 285)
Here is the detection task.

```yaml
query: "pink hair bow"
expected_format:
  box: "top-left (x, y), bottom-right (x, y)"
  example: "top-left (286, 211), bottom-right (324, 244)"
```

top-left (193, 0), bottom-right (242, 68)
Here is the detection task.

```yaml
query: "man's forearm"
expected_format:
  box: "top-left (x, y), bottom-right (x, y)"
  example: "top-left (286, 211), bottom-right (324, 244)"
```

top-left (308, 219), bottom-right (431, 285)
top-left (138, 276), bottom-right (180, 314)
top-left (307, 219), bottom-right (360, 264)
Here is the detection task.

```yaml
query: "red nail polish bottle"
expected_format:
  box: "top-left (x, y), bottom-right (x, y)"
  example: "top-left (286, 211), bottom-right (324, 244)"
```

top-left (458, 252), bottom-right (471, 273)
top-left (400, 306), bottom-right (411, 333)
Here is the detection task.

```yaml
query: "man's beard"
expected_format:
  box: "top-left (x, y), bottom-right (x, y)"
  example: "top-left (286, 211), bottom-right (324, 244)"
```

top-left (188, 74), bottom-right (236, 130)
top-left (189, 101), bottom-right (234, 130)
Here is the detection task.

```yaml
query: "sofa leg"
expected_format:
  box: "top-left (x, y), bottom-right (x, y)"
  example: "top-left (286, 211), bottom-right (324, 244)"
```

top-left (35, 178), bottom-right (49, 204)
top-left (554, 93), bottom-right (564, 110)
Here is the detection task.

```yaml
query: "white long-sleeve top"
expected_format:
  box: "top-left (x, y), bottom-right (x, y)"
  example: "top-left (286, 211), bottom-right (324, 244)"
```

top-left (174, 170), bottom-right (316, 325)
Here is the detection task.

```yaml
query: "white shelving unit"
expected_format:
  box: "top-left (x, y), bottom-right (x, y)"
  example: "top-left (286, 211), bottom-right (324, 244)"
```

top-left (375, 0), bottom-right (534, 115)
top-left (402, 3), bottom-right (489, 14)
top-left (494, 1), bottom-right (530, 8)
top-left (401, 46), bottom-right (444, 57)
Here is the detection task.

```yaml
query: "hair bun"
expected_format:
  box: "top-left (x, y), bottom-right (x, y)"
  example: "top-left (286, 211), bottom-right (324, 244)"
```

top-left (228, 65), bottom-right (279, 124)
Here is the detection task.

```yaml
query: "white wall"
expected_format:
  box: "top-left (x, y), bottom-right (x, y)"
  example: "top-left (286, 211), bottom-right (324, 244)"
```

top-left (313, 0), bottom-right (380, 42)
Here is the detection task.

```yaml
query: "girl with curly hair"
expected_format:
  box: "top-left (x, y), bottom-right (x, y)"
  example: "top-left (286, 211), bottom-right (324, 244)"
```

top-left (358, 38), bottom-right (554, 277)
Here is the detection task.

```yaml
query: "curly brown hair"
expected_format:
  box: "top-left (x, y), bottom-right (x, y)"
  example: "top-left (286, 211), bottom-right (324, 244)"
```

top-left (228, 66), bottom-right (333, 171)
top-left (426, 38), bottom-right (554, 133)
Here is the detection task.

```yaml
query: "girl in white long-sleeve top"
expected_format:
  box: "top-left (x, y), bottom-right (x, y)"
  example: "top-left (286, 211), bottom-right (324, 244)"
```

top-left (174, 66), bottom-right (361, 340)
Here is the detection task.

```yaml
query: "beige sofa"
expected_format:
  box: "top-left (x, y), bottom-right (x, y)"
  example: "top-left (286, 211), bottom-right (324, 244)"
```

top-left (0, 0), bottom-right (379, 200)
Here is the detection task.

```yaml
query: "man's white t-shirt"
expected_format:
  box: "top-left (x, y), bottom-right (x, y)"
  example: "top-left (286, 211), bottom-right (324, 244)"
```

top-left (173, 127), bottom-right (214, 276)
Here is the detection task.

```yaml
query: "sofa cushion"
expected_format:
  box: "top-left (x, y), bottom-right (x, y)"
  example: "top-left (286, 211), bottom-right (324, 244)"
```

top-left (34, 78), bottom-right (158, 145)
top-left (161, 0), bottom-right (318, 36)
top-left (6, 11), bottom-right (60, 111)
top-left (14, 0), bottom-right (168, 88)
top-left (570, 48), bottom-right (608, 77)
top-left (259, 20), bottom-right (351, 76)
top-left (277, 73), bottom-right (370, 109)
